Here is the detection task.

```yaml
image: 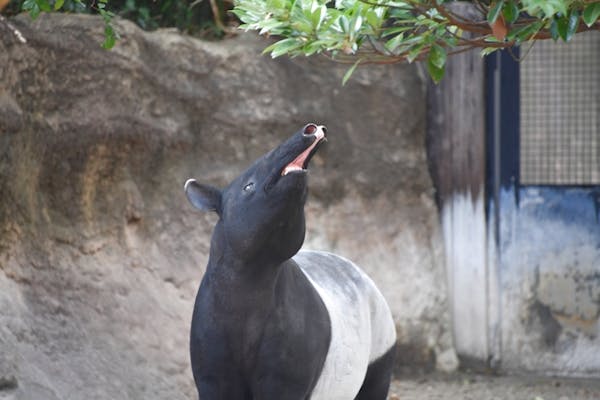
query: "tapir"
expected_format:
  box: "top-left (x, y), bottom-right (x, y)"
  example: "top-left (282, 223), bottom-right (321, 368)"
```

top-left (184, 123), bottom-right (397, 400)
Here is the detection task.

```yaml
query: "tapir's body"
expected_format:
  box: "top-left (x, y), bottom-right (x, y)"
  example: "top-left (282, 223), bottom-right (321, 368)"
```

top-left (185, 124), bottom-right (396, 400)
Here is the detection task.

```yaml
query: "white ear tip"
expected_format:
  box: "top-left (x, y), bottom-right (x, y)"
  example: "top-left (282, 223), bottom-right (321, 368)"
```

top-left (184, 179), bottom-right (196, 192)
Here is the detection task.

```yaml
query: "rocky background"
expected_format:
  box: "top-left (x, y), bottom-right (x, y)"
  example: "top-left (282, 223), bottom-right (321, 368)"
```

top-left (0, 14), bottom-right (452, 399)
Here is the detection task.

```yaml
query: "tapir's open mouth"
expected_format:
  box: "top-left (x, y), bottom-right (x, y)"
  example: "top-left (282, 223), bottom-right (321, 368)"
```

top-left (281, 124), bottom-right (327, 176)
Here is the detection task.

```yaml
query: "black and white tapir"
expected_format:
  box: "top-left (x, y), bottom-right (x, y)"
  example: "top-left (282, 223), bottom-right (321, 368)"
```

top-left (184, 123), bottom-right (397, 399)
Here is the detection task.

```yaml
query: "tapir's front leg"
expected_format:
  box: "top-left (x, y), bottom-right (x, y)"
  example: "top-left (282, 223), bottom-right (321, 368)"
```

top-left (191, 308), bottom-right (252, 400)
top-left (251, 337), bottom-right (327, 400)
top-left (250, 265), bottom-right (331, 400)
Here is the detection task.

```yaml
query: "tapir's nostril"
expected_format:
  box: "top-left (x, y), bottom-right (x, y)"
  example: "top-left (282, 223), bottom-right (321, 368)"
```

top-left (321, 126), bottom-right (327, 136)
top-left (304, 124), bottom-right (318, 136)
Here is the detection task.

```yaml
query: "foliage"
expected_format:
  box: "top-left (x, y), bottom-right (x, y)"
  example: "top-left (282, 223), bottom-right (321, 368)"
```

top-left (4, 0), bottom-right (598, 81)
top-left (232, 0), bottom-right (600, 83)
top-left (3, 0), bottom-right (233, 48)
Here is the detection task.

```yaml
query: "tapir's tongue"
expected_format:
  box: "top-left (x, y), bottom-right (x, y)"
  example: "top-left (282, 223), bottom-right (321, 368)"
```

top-left (282, 129), bottom-right (326, 176)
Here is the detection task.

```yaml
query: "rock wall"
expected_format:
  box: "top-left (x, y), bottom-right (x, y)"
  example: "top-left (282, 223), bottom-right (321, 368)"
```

top-left (0, 14), bottom-right (450, 399)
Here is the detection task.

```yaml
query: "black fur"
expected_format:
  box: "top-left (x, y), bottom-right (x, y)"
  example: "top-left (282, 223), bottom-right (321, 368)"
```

top-left (187, 125), bottom-right (330, 399)
top-left (354, 346), bottom-right (396, 400)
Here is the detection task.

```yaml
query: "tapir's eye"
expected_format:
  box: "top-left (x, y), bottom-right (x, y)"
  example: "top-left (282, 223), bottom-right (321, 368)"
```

top-left (243, 182), bottom-right (255, 192)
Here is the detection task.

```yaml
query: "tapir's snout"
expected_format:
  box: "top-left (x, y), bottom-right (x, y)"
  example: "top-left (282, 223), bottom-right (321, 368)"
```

top-left (302, 123), bottom-right (327, 138)
top-left (281, 123), bottom-right (327, 176)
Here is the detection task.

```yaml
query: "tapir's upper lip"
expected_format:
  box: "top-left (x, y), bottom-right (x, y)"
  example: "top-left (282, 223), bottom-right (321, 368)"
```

top-left (281, 125), bottom-right (327, 176)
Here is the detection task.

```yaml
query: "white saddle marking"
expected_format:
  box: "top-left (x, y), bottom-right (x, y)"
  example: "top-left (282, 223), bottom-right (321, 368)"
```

top-left (293, 250), bottom-right (396, 400)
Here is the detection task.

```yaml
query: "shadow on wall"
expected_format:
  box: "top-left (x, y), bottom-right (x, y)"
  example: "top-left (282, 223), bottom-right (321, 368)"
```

top-left (0, 13), bottom-right (450, 399)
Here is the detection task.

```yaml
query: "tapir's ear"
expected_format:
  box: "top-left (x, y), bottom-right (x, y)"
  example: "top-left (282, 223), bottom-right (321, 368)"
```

top-left (184, 179), bottom-right (222, 214)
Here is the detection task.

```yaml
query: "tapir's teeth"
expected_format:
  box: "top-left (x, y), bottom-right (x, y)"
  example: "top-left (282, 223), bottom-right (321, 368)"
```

top-left (282, 165), bottom-right (303, 176)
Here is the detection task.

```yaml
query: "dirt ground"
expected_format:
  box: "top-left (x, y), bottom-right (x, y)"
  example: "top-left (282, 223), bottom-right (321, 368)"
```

top-left (388, 373), bottom-right (600, 400)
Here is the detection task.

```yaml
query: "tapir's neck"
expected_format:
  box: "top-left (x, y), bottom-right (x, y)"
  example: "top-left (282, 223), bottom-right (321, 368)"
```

top-left (204, 227), bottom-right (284, 307)
top-left (207, 253), bottom-right (282, 285)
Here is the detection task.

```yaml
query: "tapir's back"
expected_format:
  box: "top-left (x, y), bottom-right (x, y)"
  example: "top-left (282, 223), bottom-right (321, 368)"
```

top-left (293, 250), bottom-right (397, 400)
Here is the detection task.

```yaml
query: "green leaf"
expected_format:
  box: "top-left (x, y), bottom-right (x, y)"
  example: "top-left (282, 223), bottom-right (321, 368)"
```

top-left (381, 26), bottom-right (411, 37)
top-left (566, 10), bottom-right (580, 41)
top-left (556, 15), bottom-right (568, 40)
top-left (22, 0), bottom-right (41, 17)
top-left (521, 0), bottom-right (567, 18)
top-left (137, 6), bottom-right (150, 22)
top-left (22, 0), bottom-right (42, 19)
top-left (384, 32), bottom-right (406, 52)
top-left (263, 38), bottom-right (303, 57)
top-left (388, 7), bottom-right (413, 20)
top-left (36, 0), bottom-right (52, 12)
top-left (352, 14), bottom-right (363, 33)
top-left (339, 14), bottom-right (350, 33)
top-left (428, 43), bottom-right (446, 69)
top-left (427, 58), bottom-right (445, 84)
top-left (365, 7), bottom-right (384, 30)
top-left (507, 20), bottom-right (543, 43)
top-left (303, 39), bottom-right (333, 55)
top-left (549, 17), bottom-right (560, 41)
top-left (502, 0), bottom-right (519, 24)
top-left (342, 58), bottom-right (362, 86)
top-left (102, 24), bottom-right (116, 49)
top-left (30, 6), bottom-right (41, 18)
top-left (311, 4), bottom-right (327, 30)
top-left (22, 0), bottom-right (35, 9)
top-left (54, 0), bottom-right (64, 10)
top-left (583, 2), bottom-right (600, 27)
top-left (406, 42), bottom-right (425, 63)
top-left (556, 10), bottom-right (580, 42)
top-left (487, 1), bottom-right (505, 24)
top-left (480, 47), bottom-right (499, 57)
top-left (291, 19), bottom-right (314, 34)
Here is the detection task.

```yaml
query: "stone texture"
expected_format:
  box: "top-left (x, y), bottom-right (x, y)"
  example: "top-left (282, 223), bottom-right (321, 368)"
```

top-left (0, 13), bottom-right (450, 398)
